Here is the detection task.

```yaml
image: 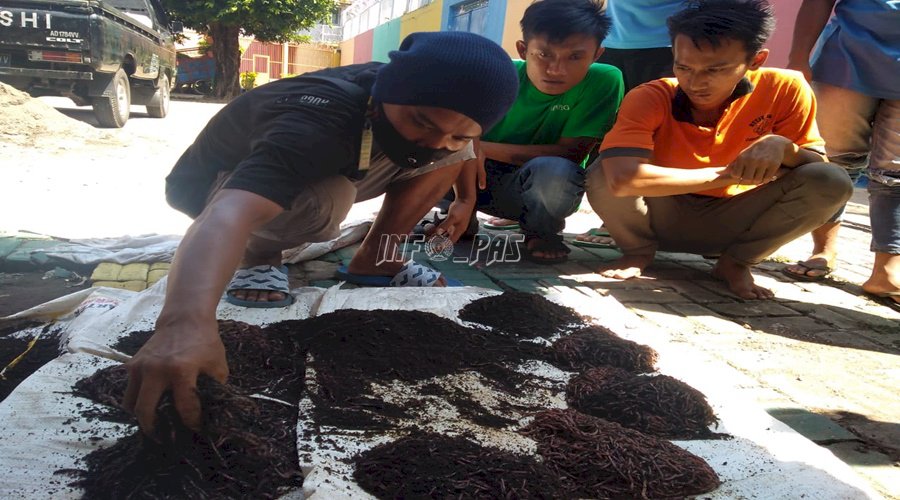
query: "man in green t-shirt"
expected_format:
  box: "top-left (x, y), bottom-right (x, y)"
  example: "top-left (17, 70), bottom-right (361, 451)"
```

top-left (474, 0), bottom-right (623, 264)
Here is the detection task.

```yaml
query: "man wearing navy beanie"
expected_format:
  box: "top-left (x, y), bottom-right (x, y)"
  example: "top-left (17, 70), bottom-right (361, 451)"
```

top-left (128, 32), bottom-right (517, 432)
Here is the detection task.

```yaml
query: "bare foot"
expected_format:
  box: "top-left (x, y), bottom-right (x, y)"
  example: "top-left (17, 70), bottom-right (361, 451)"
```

top-left (575, 225), bottom-right (614, 244)
top-left (596, 254), bottom-right (653, 279)
top-left (861, 252), bottom-right (900, 305)
top-left (712, 255), bottom-right (774, 300)
top-left (228, 252), bottom-right (288, 303)
top-left (486, 217), bottom-right (517, 226)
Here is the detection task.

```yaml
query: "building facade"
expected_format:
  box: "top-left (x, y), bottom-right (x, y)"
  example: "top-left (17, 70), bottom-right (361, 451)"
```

top-left (339, 0), bottom-right (802, 68)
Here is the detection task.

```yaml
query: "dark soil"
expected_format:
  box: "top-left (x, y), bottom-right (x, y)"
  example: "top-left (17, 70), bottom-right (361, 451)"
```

top-left (550, 325), bottom-right (658, 373)
top-left (567, 367), bottom-right (722, 439)
top-left (458, 291), bottom-right (587, 338)
top-left (0, 269), bottom-right (89, 402)
top-left (71, 364), bottom-right (133, 423)
top-left (113, 320), bottom-right (306, 401)
top-left (521, 409), bottom-right (721, 499)
top-left (68, 375), bottom-right (302, 499)
top-left (60, 296), bottom-right (722, 498)
top-left (0, 269), bottom-right (89, 317)
top-left (274, 309), bottom-right (549, 430)
top-left (0, 324), bottom-right (60, 402)
top-left (354, 432), bottom-right (566, 499)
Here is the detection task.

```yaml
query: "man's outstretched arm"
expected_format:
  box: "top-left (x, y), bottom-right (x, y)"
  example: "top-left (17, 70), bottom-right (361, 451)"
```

top-left (123, 189), bottom-right (282, 433)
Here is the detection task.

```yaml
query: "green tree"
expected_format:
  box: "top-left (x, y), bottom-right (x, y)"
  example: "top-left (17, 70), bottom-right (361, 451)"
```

top-left (162, 0), bottom-right (335, 99)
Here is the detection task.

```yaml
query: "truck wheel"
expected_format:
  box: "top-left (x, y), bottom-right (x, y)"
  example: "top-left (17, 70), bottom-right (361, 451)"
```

top-left (93, 69), bottom-right (131, 128)
top-left (146, 74), bottom-right (170, 118)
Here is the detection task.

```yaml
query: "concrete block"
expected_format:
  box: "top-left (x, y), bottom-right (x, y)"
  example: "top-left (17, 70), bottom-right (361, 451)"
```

top-left (118, 263), bottom-right (150, 282)
top-left (482, 264), bottom-right (560, 279)
top-left (439, 270), bottom-right (487, 282)
top-left (606, 289), bottom-right (689, 304)
top-left (149, 262), bottom-right (171, 271)
top-left (147, 269), bottom-right (169, 285)
top-left (665, 280), bottom-right (732, 303)
top-left (120, 280), bottom-right (148, 292)
top-left (91, 263), bottom-right (123, 282)
top-left (502, 279), bottom-right (548, 293)
top-left (706, 302), bottom-right (803, 318)
top-left (461, 279), bottom-right (502, 291)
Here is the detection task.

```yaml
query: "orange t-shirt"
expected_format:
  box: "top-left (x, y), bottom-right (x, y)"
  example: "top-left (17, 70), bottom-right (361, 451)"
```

top-left (599, 68), bottom-right (826, 197)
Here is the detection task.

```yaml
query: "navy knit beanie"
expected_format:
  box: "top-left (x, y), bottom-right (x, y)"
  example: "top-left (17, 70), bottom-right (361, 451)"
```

top-left (372, 31), bottom-right (519, 132)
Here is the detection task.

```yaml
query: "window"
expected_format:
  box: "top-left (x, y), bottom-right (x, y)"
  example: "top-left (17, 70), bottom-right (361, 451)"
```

top-left (367, 4), bottom-right (380, 30)
top-left (380, 0), bottom-right (394, 21)
top-left (449, 0), bottom-right (489, 37)
top-left (406, 0), bottom-right (433, 13)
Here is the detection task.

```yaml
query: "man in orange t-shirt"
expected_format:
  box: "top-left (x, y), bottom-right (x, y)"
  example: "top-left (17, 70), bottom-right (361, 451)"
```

top-left (585, 0), bottom-right (853, 299)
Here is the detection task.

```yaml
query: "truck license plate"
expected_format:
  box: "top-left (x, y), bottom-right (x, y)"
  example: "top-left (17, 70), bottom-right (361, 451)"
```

top-left (0, 53), bottom-right (9, 67)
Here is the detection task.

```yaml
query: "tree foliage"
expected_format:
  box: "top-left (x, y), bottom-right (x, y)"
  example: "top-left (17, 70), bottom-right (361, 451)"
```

top-left (161, 0), bottom-right (336, 98)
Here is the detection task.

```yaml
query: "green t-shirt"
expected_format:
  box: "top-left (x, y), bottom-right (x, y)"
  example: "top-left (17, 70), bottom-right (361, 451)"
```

top-left (482, 60), bottom-right (624, 156)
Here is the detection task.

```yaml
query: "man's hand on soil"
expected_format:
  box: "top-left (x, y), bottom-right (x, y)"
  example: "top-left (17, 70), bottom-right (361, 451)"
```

top-left (429, 199), bottom-right (475, 245)
top-left (123, 320), bottom-right (228, 434)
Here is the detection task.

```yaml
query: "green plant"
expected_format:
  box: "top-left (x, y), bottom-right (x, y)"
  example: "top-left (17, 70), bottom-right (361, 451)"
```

top-left (161, 0), bottom-right (336, 99)
top-left (240, 71), bottom-right (257, 90)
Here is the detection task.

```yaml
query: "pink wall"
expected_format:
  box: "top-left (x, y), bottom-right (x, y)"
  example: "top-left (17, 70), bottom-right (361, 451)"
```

top-left (766, 0), bottom-right (802, 68)
top-left (353, 29), bottom-right (374, 64)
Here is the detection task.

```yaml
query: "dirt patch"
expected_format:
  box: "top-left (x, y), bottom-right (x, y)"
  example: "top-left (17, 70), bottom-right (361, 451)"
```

top-left (112, 320), bottom-right (305, 401)
top-left (354, 432), bottom-right (566, 498)
top-left (67, 375), bottom-right (301, 499)
top-left (0, 270), bottom-right (90, 317)
top-left (0, 325), bottom-right (59, 402)
top-left (521, 409), bottom-right (721, 499)
top-left (280, 309), bottom-right (548, 430)
top-left (0, 83), bottom-right (121, 150)
top-left (458, 291), bottom-right (586, 338)
top-left (567, 367), bottom-right (723, 439)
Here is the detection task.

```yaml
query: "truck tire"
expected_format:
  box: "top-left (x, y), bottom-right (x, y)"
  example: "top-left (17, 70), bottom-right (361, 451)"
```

top-left (93, 69), bottom-right (131, 128)
top-left (146, 74), bottom-right (170, 118)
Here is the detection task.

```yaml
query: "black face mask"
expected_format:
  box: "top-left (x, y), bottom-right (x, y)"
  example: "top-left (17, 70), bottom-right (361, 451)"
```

top-left (371, 106), bottom-right (454, 168)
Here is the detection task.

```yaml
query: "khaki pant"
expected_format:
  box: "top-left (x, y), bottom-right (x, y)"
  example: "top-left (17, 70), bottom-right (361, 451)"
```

top-left (202, 144), bottom-right (475, 255)
top-left (585, 161), bottom-right (854, 265)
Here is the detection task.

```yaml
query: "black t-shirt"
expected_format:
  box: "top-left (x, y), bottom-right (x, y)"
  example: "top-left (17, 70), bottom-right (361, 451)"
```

top-left (165, 62), bottom-right (381, 217)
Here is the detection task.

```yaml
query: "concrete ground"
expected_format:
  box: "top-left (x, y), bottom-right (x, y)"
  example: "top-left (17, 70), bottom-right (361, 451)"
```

top-left (1, 98), bottom-right (897, 498)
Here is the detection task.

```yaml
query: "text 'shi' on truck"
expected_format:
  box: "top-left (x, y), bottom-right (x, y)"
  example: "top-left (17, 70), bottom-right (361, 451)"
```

top-left (0, 0), bottom-right (180, 128)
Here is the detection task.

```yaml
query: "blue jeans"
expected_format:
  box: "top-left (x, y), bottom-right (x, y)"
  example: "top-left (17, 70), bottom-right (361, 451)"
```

top-left (477, 157), bottom-right (585, 242)
top-left (870, 178), bottom-right (900, 254)
top-left (815, 82), bottom-right (900, 254)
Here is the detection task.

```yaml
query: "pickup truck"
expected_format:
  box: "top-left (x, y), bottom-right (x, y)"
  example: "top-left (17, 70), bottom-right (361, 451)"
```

top-left (0, 0), bottom-right (178, 127)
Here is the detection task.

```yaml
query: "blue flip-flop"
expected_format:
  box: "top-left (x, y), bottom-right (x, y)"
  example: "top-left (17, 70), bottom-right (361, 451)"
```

top-left (336, 262), bottom-right (463, 287)
top-left (225, 264), bottom-right (295, 308)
